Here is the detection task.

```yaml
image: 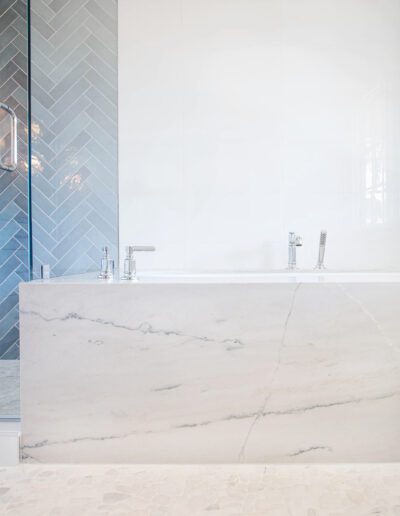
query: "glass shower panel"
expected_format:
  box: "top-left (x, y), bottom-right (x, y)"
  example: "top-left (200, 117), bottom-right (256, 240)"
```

top-left (30, 0), bottom-right (118, 279)
top-left (0, 0), bottom-right (29, 418)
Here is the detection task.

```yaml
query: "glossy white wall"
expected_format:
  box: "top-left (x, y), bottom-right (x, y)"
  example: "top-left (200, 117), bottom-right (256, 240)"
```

top-left (119, 0), bottom-right (400, 271)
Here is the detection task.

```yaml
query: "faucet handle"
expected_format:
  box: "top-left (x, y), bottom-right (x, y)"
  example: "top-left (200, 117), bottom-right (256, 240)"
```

top-left (289, 232), bottom-right (302, 246)
top-left (98, 246), bottom-right (114, 280)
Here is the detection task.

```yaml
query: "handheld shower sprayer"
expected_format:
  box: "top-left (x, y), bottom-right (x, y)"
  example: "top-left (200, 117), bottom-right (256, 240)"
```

top-left (315, 230), bottom-right (327, 270)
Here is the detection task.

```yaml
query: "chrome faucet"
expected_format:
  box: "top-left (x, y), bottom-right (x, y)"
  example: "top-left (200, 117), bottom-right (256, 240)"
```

top-left (121, 245), bottom-right (156, 280)
top-left (288, 232), bottom-right (302, 270)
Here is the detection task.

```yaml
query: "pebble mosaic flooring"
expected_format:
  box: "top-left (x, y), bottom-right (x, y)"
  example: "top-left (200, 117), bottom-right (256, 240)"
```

top-left (0, 464), bottom-right (400, 515)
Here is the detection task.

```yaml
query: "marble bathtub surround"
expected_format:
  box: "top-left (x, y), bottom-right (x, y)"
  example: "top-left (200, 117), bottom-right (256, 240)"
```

top-left (20, 275), bottom-right (400, 463)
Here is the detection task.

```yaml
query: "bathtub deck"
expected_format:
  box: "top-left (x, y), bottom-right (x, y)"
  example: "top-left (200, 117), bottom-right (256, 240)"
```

top-left (19, 278), bottom-right (400, 463)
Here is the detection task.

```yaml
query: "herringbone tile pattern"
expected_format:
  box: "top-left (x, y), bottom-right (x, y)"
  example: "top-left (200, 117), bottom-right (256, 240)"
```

top-left (30, 0), bottom-right (118, 278)
top-left (0, 0), bottom-right (118, 360)
top-left (0, 0), bottom-right (29, 360)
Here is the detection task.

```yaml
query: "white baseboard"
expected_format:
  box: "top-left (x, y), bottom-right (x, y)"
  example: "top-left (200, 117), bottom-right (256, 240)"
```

top-left (0, 421), bottom-right (20, 466)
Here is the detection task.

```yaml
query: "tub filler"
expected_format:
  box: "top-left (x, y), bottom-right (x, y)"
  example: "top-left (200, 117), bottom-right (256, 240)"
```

top-left (20, 272), bottom-right (400, 463)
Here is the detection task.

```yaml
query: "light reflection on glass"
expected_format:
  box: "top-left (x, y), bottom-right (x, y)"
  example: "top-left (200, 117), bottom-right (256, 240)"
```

top-left (60, 174), bottom-right (83, 191)
top-left (364, 138), bottom-right (386, 225)
top-left (29, 154), bottom-right (43, 174)
top-left (19, 158), bottom-right (28, 173)
top-left (362, 88), bottom-right (387, 226)
top-left (30, 121), bottom-right (41, 141)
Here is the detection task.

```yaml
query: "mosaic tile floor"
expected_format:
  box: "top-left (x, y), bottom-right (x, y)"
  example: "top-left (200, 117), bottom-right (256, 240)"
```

top-left (0, 464), bottom-right (400, 515)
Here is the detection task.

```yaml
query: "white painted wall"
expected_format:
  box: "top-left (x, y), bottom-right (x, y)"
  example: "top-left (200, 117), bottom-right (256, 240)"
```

top-left (119, 0), bottom-right (400, 271)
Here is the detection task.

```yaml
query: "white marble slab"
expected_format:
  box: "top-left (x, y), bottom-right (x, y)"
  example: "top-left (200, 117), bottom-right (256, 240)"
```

top-left (29, 270), bottom-right (400, 283)
top-left (19, 278), bottom-right (400, 463)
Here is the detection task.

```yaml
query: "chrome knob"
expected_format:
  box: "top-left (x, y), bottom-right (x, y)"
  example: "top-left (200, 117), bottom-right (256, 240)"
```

top-left (98, 246), bottom-right (114, 280)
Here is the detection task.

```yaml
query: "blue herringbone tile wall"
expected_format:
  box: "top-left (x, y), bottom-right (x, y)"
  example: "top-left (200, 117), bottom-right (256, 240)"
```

top-left (0, 0), bottom-right (29, 360)
top-left (0, 0), bottom-right (118, 359)
top-left (30, 0), bottom-right (118, 278)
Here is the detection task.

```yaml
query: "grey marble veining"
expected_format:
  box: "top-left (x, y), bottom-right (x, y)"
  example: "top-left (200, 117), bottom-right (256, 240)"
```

top-left (19, 280), bottom-right (400, 463)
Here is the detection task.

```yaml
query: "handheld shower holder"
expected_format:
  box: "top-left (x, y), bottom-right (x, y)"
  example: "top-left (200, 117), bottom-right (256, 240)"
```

top-left (314, 230), bottom-right (327, 270)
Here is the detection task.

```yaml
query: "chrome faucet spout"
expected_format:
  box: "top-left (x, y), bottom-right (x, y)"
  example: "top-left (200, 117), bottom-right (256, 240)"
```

top-left (121, 245), bottom-right (156, 281)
